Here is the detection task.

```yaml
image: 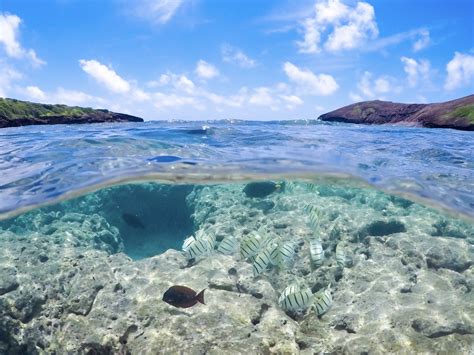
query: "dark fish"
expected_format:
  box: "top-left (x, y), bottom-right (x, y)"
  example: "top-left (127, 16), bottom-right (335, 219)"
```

top-left (243, 181), bottom-right (278, 198)
top-left (162, 285), bottom-right (205, 308)
top-left (121, 213), bottom-right (145, 229)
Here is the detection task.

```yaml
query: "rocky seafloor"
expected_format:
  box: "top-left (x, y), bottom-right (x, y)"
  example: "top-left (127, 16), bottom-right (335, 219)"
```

top-left (0, 181), bottom-right (473, 354)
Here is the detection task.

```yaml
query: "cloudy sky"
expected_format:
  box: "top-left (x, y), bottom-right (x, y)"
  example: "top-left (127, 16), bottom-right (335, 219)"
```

top-left (0, 0), bottom-right (473, 120)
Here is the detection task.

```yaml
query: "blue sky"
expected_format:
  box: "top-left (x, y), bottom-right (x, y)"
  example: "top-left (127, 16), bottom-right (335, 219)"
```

top-left (0, 0), bottom-right (473, 120)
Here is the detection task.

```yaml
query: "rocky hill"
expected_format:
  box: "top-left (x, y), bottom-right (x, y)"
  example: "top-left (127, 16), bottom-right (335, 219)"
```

top-left (318, 95), bottom-right (474, 131)
top-left (0, 98), bottom-right (143, 128)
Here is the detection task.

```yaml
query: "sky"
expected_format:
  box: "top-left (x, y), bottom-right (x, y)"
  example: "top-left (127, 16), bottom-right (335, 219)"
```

top-left (0, 0), bottom-right (473, 120)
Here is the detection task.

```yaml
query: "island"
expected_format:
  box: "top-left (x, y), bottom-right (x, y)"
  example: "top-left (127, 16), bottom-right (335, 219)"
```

top-left (0, 98), bottom-right (144, 128)
top-left (318, 95), bottom-right (474, 131)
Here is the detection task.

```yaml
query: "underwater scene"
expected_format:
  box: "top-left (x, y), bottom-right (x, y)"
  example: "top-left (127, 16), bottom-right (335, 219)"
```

top-left (0, 121), bottom-right (473, 354)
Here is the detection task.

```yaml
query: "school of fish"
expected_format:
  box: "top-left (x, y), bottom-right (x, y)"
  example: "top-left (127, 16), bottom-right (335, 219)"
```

top-left (181, 181), bottom-right (352, 318)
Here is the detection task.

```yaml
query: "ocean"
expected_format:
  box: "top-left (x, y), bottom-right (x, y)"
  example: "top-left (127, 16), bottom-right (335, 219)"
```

top-left (0, 120), bottom-right (473, 353)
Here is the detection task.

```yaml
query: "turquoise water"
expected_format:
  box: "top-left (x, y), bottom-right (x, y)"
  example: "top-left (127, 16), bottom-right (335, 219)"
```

top-left (0, 121), bottom-right (473, 353)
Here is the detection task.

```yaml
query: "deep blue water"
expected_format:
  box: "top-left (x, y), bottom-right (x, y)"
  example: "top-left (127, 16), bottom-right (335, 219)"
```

top-left (0, 120), bottom-right (473, 220)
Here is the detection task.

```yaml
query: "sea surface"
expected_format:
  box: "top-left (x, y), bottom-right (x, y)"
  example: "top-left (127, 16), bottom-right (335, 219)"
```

top-left (0, 120), bottom-right (473, 353)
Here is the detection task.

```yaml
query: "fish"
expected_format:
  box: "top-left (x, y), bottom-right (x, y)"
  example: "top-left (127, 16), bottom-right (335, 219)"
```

top-left (240, 232), bottom-right (265, 260)
top-left (277, 240), bottom-right (296, 267)
top-left (196, 230), bottom-right (216, 249)
top-left (184, 237), bottom-right (213, 260)
top-left (182, 236), bottom-right (196, 252)
top-left (278, 284), bottom-right (313, 312)
top-left (162, 285), bottom-right (205, 308)
top-left (336, 242), bottom-right (346, 268)
top-left (307, 209), bottom-right (321, 230)
top-left (121, 213), bottom-right (145, 229)
top-left (312, 284), bottom-right (333, 316)
top-left (309, 237), bottom-right (324, 267)
top-left (252, 243), bottom-right (276, 276)
top-left (217, 236), bottom-right (239, 255)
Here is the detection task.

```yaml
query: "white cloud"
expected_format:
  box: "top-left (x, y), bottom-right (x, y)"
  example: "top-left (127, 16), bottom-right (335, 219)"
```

top-left (280, 94), bottom-right (303, 109)
top-left (174, 75), bottom-right (196, 94)
top-left (24, 85), bottom-right (46, 100)
top-left (412, 29), bottom-right (431, 52)
top-left (401, 56), bottom-right (430, 87)
top-left (349, 92), bottom-right (363, 102)
top-left (52, 88), bottom-right (104, 106)
top-left (132, 0), bottom-right (184, 25)
top-left (249, 87), bottom-right (277, 107)
top-left (221, 44), bottom-right (257, 68)
top-left (444, 52), bottom-right (474, 91)
top-left (153, 92), bottom-right (201, 110)
top-left (353, 71), bottom-right (400, 99)
top-left (297, 0), bottom-right (378, 53)
top-left (283, 61), bottom-right (339, 96)
top-left (297, 18), bottom-right (321, 53)
top-left (0, 13), bottom-right (45, 67)
top-left (79, 59), bottom-right (131, 93)
top-left (195, 60), bottom-right (219, 79)
top-left (0, 62), bottom-right (22, 97)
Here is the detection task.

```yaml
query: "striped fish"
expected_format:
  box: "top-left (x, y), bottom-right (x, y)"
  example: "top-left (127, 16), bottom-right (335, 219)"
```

top-left (277, 240), bottom-right (296, 267)
top-left (307, 209), bottom-right (322, 230)
top-left (312, 284), bottom-right (333, 316)
top-left (196, 230), bottom-right (216, 249)
top-left (184, 237), bottom-right (213, 260)
top-left (278, 283), bottom-right (300, 303)
top-left (240, 232), bottom-right (265, 260)
top-left (284, 181), bottom-right (297, 192)
top-left (278, 285), bottom-right (313, 312)
top-left (267, 241), bottom-right (280, 266)
top-left (182, 236), bottom-right (196, 252)
top-left (309, 238), bottom-right (324, 267)
top-left (305, 183), bottom-right (319, 193)
top-left (252, 243), bottom-right (274, 276)
top-left (336, 242), bottom-right (346, 268)
top-left (217, 236), bottom-right (239, 255)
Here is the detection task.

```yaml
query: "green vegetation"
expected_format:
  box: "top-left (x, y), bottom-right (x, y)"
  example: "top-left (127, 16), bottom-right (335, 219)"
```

top-left (444, 104), bottom-right (474, 123)
top-left (0, 98), bottom-right (101, 120)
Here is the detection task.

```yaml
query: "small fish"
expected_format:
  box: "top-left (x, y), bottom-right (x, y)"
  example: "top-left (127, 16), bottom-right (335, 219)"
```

top-left (122, 213), bottom-right (145, 229)
top-left (217, 236), bottom-right (239, 255)
top-left (309, 238), bottom-right (324, 267)
top-left (196, 231), bottom-right (216, 250)
top-left (305, 183), bottom-right (319, 193)
top-left (312, 284), bottom-right (333, 316)
top-left (182, 236), bottom-right (196, 252)
top-left (284, 181), bottom-right (297, 192)
top-left (252, 243), bottom-right (276, 276)
top-left (240, 232), bottom-right (265, 260)
top-left (184, 237), bottom-right (213, 260)
top-left (336, 242), bottom-right (346, 268)
top-left (278, 284), bottom-right (313, 312)
top-left (267, 241), bottom-right (281, 266)
top-left (277, 240), bottom-right (296, 267)
top-left (162, 285), bottom-right (205, 308)
top-left (307, 209), bottom-right (321, 230)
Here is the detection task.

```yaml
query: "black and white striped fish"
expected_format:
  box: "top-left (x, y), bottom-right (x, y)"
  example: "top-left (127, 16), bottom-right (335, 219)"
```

top-left (277, 240), bottom-right (297, 267)
top-left (183, 237), bottom-right (213, 260)
top-left (240, 232), bottom-right (265, 260)
top-left (217, 236), bottom-right (239, 255)
top-left (312, 284), bottom-right (333, 316)
top-left (195, 229), bottom-right (216, 249)
top-left (309, 237), bottom-right (324, 267)
top-left (307, 209), bottom-right (322, 230)
top-left (278, 284), bottom-right (313, 312)
top-left (252, 243), bottom-right (276, 276)
top-left (336, 242), bottom-right (346, 268)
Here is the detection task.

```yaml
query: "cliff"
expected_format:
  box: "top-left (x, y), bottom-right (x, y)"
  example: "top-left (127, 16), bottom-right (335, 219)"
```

top-left (0, 98), bottom-right (144, 128)
top-left (318, 95), bottom-right (474, 131)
